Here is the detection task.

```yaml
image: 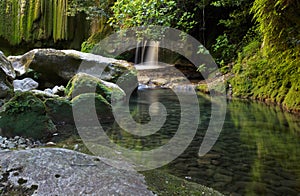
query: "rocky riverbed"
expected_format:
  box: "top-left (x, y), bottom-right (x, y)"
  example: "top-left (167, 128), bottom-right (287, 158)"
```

top-left (0, 136), bottom-right (42, 150)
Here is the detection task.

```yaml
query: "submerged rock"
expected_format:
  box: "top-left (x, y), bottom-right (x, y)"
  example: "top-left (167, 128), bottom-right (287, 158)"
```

top-left (0, 148), bottom-right (153, 195)
top-left (0, 51), bottom-right (15, 98)
top-left (13, 78), bottom-right (39, 92)
top-left (0, 92), bottom-right (56, 140)
top-left (8, 49), bottom-right (137, 89)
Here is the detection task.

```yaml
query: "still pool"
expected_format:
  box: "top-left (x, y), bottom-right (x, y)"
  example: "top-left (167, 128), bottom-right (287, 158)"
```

top-left (102, 88), bottom-right (300, 195)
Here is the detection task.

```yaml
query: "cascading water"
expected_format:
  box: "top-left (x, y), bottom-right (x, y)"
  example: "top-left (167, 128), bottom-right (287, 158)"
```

top-left (134, 40), bottom-right (195, 91)
top-left (144, 40), bottom-right (159, 66)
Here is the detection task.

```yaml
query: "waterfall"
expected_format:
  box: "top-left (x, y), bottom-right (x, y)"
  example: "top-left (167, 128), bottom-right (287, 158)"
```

top-left (144, 40), bottom-right (159, 66)
top-left (135, 40), bottom-right (159, 66)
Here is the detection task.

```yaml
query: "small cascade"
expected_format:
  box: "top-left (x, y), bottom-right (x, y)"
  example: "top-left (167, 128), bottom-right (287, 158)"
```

top-left (134, 39), bottom-right (195, 90)
top-left (135, 40), bottom-right (172, 70)
top-left (144, 40), bottom-right (159, 66)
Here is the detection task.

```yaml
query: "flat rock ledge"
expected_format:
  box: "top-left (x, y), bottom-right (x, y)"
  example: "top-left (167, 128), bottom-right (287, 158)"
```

top-left (0, 148), bottom-right (153, 195)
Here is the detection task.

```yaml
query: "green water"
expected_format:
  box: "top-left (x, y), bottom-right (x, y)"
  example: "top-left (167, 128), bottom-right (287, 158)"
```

top-left (104, 88), bottom-right (300, 195)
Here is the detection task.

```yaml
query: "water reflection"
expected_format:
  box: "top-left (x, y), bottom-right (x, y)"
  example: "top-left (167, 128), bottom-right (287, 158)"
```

top-left (229, 100), bottom-right (300, 195)
top-left (103, 89), bottom-right (300, 195)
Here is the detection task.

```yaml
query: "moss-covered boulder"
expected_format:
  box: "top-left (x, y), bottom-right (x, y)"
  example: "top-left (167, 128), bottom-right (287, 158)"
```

top-left (0, 51), bottom-right (15, 98)
top-left (66, 73), bottom-right (125, 102)
top-left (44, 97), bottom-right (73, 125)
top-left (0, 92), bottom-right (56, 140)
top-left (8, 49), bottom-right (137, 89)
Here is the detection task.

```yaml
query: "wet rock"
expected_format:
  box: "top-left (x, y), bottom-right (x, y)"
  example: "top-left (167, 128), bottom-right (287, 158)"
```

top-left (65, 73), bottom-right (125, 102)
top-left (13, 78), bottom-right (39, 92)
top-left (0, 92), bottom-right (56, 140)
top-left (152, 78), bottom-right (168, 86)
top-left (8, 49), bottom-right (137, 89)
top-left (136, 65), bottom-right (191, 89)
top-left (7, 55), bottom-right (26, 76)
top-left (31, 89), bottom-right (59, 98)
top-left (52, 85), bottom-right (65, 96)
top-left (44, 88), bottom-right (53, 94)
top-left (6, 142), bottom-right (16, 149)
top-left (0, 51), bottom-right (16, 79)
top-left (0, 51), bottom-right (15, 98)
top-left (45, 142), bottom-right (56, 146)
top-left (0, 148), bottom-right (153, 195)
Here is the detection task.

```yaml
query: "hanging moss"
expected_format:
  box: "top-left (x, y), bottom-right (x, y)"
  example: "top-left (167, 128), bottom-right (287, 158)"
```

top-left (0, 0), bottom-right (69, 45)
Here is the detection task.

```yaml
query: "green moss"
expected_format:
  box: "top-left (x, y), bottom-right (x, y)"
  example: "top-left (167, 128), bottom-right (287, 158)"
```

top-left (71, 93), bottom-right (111, 114)
top-left (283, 82), bottom-right (300, 112)
top-left (81, 41), bottom-right (96, 53)
top-left (196, 84), bottom-right (209, 94)
top-left (0, 0), bottom-right (68, 45)
top-left (65, 73), bottom-right (125, 102)
top-left (196, 81), bottom-right (226, 95)
top-left (44, 97), bottom-right (73, 124)
top-left (142, 169), bottom-right (223, 196)
top-left (230, 40), bottom-right (300, 113)
top-left (0, 92), bottom-right (56, 139)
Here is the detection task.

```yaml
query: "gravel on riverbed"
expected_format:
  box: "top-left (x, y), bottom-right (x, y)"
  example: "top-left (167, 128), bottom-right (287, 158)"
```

top-left (0, 136), bottom-right (43, 150)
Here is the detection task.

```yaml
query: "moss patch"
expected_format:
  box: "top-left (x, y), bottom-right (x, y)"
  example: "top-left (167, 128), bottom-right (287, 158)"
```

top-left (230, 40), bottom-right (300, 113)
top-left (65, 73), bottom-right (125, 102)
top-left (142, 169), bottom-right (223, 196)
top-left (0, 92), bottom-right (56, 139)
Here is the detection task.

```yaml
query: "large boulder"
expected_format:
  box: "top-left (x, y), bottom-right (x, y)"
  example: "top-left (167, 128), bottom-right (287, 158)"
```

top-left (0, 51), bottom-right (15, 98)
top-left (0, 92), bottom-right (56, 140)
top-left (0, 148), bottom-right (153, 195)
top-left (66, 73), bottom-right (125, 102)
top-left (8, 49), bottom-right (137, 89)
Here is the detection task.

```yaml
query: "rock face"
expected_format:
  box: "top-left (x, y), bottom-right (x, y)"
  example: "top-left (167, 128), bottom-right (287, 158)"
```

top-left (0, 51), bottom-right (15, 98)
top-left (0, 148), bottom-right (153, 195)
top-left (8, 49), bottom-right (137, 89)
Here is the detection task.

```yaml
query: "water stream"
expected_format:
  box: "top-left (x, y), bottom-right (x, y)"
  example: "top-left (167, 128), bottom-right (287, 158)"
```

top-left (103, 88), bottom-right (300, 195)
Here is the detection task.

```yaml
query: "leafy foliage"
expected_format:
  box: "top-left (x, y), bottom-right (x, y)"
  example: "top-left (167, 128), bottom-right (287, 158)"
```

top-left (210, 0), bottom-right (255, 65)
top-left (108, 0), bottom-right (197, 33)
top-left (229, 0), bottom-right (300, 112)
top-left (251, 0), bottom-right (300, 52)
